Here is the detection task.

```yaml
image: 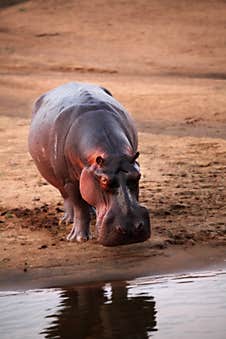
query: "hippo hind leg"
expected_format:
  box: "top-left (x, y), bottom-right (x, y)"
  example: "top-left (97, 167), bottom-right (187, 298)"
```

top-left (62, 182), bottom-right (91, 242)
top-left (60, 198), bottom-right (74, 224)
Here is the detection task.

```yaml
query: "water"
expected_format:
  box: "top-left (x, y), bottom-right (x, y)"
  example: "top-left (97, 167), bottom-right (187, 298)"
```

top-left (0, 269), bottom-right (226, 339)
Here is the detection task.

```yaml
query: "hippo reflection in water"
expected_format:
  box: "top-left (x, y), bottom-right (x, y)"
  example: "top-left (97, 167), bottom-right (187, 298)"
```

top-left (28, 82), bottom-right (150, 246)
top-left (41, 283), bottom-right (157, 338)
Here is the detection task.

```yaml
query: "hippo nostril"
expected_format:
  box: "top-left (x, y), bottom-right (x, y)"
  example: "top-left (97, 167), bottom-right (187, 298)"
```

top-left (115, 226), bottom-right (126, 234)
top-left (135, 222), bottom-right (144, 232)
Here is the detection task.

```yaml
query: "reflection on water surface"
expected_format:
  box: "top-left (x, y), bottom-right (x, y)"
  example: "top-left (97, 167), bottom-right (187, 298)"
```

top-left (42, 282), bottom-right (156, 339)
top-left (0, 269), bottom-right (226, 339)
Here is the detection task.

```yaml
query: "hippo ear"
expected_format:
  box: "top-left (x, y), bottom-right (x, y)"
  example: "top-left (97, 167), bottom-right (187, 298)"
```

top-left (80, 167), bottom-right (100, 207)
top-left (131, 151), bottom-right (140, 163)
top-left (96, 156), bottom-right (105, 167)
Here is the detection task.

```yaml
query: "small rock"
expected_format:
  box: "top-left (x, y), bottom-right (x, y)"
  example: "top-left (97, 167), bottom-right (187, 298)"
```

top-left (38, 244), bottom-right (48, 249)
top-left (32, 197), bottom-right (40, 201)
top-left (2, 257), bottom-right (10, 263)
top-left (187, 239), bottom-right (196, 246)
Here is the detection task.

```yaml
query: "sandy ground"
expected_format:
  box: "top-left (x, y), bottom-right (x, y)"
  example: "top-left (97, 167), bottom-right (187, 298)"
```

top-left (0, 0), bottom-right (226, 289)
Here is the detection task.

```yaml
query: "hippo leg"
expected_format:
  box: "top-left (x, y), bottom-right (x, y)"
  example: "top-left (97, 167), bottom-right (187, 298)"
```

top-left (62, 182), bottom-right (91, 242)
top-left (60, 198), bottom-right (74, 224)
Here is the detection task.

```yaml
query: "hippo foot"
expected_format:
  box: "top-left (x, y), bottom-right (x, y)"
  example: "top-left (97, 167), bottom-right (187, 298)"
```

top-left (59, 198), bottom-right (74, 225)
top-left (59, 212), bottom-right (73, 225)
top-left (66, 224), bottom-right (91, 242)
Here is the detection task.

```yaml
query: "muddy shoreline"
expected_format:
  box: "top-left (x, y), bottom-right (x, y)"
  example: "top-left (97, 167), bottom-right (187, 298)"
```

top-left (1, 0), bottom-right (226, 290)
top-left (1, 245), bottom-right (226, 291)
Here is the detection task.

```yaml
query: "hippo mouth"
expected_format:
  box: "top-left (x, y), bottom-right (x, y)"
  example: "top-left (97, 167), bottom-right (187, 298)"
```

top-left (96, 209), bottom-right (151, 246)
top-left (98, 227), bottom-right (150, 246)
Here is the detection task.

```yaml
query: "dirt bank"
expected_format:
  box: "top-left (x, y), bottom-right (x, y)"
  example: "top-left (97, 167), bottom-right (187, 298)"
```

top-left (0, 0), bottom-right (226, 289)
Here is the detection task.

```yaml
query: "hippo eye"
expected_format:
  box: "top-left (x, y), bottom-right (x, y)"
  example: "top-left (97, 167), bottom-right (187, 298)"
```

top-left (101, 177), bottom-right (108, 184)
top-left (99, 176), bottom-right (109, 187)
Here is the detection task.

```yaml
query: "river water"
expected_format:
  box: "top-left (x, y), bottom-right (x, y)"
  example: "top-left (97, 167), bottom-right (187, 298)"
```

top-left (0, 268), bottom-right (226, 339)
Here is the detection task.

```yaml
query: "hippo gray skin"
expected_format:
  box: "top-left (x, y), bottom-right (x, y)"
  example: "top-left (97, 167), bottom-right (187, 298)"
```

top-left (28, 82), bottom-right (150, 246)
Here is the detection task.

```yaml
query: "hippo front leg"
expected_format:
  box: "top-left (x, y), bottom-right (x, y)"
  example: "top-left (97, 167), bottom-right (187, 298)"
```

top-left (66, 204), bottom-right (91, 242)
top-left (63, 182), bottom-right (91, 242)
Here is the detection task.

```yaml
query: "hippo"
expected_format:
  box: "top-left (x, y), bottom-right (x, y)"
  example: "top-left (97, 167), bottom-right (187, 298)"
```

top-left (28, 82), bottom-right (150, 246)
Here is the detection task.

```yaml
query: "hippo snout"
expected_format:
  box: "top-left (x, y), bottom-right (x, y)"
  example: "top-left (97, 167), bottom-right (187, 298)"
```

top-left (97, 206), bottom-right (150, 246)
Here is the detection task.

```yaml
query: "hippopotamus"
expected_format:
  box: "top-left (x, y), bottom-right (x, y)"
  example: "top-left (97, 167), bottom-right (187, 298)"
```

top-left (28, 82), bottom-right (150, 246)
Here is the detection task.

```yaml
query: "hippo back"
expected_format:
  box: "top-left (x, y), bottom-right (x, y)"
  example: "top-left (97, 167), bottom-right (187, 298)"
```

top-left (29, 82), bottom-right (137, 185)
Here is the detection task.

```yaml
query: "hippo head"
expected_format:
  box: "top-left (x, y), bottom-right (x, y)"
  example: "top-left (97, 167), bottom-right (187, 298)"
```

top-left (80, 152), bottom-right (150, 246)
